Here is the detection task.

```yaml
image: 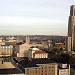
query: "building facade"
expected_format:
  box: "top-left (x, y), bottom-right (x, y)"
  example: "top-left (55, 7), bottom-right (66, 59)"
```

top-left (25, 63), bottom-right (58, 75)
top-left (0, 45), bottom-right (13, 56)
top-left (28, 48), bottom-right (48, 58)
top-left (17, 43), bottom-right (30, 57)
top-left (58, 64), bottom-right (70, 75)
top-left (33, 51), bottom-right (48, 58)
top-left (66, 37), bottom-right (72, 51)
top-left (25, 63), bottom-right (70, 75)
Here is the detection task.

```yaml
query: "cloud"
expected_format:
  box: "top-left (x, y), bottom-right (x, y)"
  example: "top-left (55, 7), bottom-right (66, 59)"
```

top-left (0, 16), bottom-right (66, 26)
top-left (0, 0), bottom-right (71, 35)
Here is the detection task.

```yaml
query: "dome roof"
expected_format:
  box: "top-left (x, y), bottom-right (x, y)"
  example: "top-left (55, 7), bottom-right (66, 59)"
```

top-left (32, 48), bottom-right (39, 50)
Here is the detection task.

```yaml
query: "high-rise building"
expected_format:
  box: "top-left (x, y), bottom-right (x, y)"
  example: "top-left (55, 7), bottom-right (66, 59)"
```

top-left (67, 5), bottom-right (75, 51)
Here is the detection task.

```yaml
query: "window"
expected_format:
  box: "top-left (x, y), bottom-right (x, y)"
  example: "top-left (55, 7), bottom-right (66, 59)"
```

top-left (33, 71), bottom-right (34, 74)
top-left (52, 70), bottom-right (54, 72)
top-left (45, 67), bottom-right (47, 69)
top-left (27, 69), bottom-right (29, 73)
top-left (35, 71), bottom-right (37, 73)
top-left (49, 67), bottom-right (51, 69)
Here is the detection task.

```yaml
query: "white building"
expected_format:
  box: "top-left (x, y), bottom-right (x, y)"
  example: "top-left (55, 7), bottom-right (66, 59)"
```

top-left (33, 50), bottom-right (48, 58)
top-left (28, 48), bottom-right (48, 58)
top-left (17, 43), bottom-right (30, 57)
top-left (59, 64), bottom-right (70, 75)
top-left (17, 35), bottom-right (45, 57)
top-left (0, 45), bottom-right (13, 56)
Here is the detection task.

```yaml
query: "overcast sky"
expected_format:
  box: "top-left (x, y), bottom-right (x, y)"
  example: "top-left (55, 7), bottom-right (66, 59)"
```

top-left (0, 0), bottom-right (74, 35)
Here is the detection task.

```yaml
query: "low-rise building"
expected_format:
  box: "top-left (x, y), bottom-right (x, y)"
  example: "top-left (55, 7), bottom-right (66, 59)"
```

top-left (55, 43), bottom-right (64, 49)
top-left (25, 63), bottom-right (57, 75)
top-left (58, 64), bottom-right (70, 75)
top-left (28, 48), bottom-right (48, 58)
top-left (19, 58), bottom-right (70, 75)
top-left (0, 58), bottom-right (24, 75)
top-left (17, 43), bottom-right (30, 57)
top-left (19, 58), bottom-right (57, 75)
top-left (33, 50), bottom-right (48, 58)
top-left (0, 45), bottom-right (13, 56)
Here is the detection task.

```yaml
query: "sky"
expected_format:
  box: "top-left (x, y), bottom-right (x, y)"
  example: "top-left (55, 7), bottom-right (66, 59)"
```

top-left (0, 0), bottom-right (74, 35)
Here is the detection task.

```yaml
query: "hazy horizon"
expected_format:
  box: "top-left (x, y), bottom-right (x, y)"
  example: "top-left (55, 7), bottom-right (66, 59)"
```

top-left (0, 0), bottom-right (74, 36)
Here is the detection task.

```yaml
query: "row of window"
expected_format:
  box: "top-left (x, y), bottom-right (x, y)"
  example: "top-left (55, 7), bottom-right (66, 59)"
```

top-left (41, 66), bottom-right (54, 69)
top-left (26, 67), bottom-right (55, 74)
top-left (26, 69), bottom-right (39, 74)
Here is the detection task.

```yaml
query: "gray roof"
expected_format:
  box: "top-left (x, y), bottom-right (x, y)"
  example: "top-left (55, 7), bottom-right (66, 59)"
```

top-left (19, 58), bottom-right (55, 68)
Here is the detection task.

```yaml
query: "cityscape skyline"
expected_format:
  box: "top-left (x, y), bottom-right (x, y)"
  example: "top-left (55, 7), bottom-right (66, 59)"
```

top-left (0, 0), bottom-right (74, 35)
top-left (0, 1), bottom-right (74, 74)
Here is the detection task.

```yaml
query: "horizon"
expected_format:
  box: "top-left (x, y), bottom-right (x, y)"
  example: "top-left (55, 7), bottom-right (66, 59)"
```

top-left (0, 0), bottom-right (74, 36)
top-left (0, 34), bottom-right (66, 36)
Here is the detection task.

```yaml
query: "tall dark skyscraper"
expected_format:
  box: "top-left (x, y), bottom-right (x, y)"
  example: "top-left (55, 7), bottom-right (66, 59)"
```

top-left (68, 5), bottom-right (75, 51)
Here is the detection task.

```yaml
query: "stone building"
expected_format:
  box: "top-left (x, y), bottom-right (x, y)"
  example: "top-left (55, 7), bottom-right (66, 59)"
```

top-left (67, 5), bottom-right (75, 51)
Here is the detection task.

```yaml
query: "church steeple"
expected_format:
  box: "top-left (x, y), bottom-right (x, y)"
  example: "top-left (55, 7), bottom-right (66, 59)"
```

top-left (26, 35), bottom-right (30, 44)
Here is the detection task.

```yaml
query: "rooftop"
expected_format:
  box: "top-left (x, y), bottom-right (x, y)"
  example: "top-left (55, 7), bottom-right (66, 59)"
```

top-left (0, 68), bottom-right (24, 74)
top-left (0, 62), bottom-right (15, 69)
top-left (0, 58), bottom-right (24, 74)
top-left (19, 58), bottom-right (55, 68)
top-left (33, 50), bottom-right (48, 54)
top-left (29, 47), bottom-right (39, 51)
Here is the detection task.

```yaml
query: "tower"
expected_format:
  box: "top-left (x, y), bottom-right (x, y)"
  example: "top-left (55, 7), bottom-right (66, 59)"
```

top-left (68, 5), bottom-right (75, 51)
top-left (26, 35), bottom-right (30, 44)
